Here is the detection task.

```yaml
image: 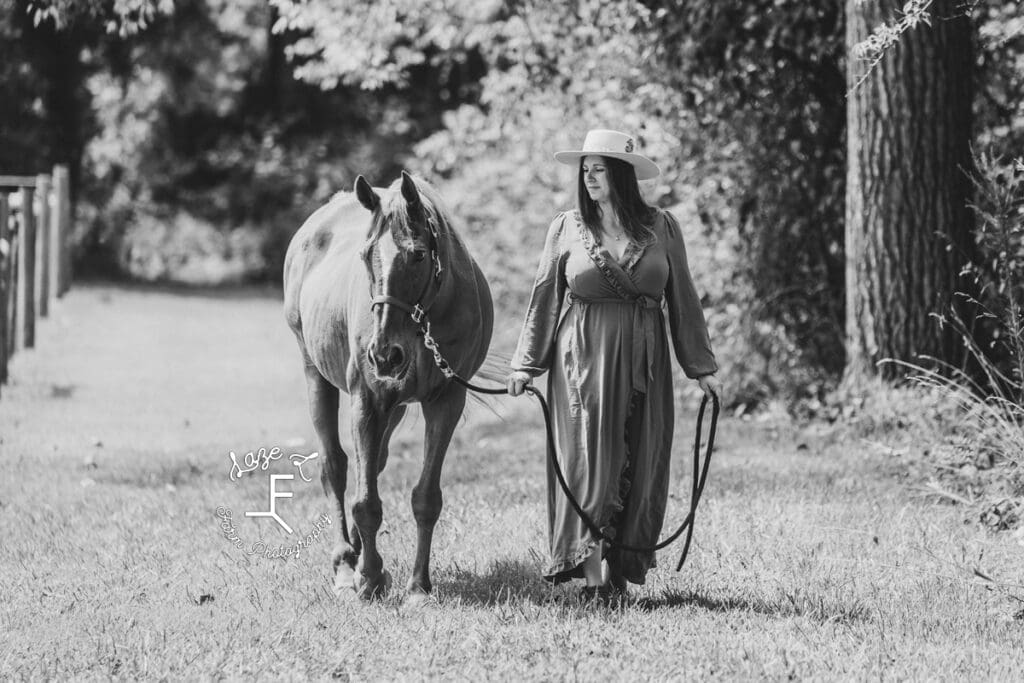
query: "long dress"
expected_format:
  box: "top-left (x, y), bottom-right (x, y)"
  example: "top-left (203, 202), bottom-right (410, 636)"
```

top-left (511, 208), bottom-right (717, 584)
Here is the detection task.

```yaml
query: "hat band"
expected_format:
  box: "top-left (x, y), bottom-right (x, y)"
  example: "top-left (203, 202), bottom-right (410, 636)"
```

top-left (581, 147), bottom-right (632, 154)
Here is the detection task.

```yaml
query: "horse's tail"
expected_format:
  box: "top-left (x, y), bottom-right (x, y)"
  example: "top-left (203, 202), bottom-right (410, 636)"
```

top-left (462, 349), bottom-right (513, 414)
top-left (473, 349), bottom-right (512, 384)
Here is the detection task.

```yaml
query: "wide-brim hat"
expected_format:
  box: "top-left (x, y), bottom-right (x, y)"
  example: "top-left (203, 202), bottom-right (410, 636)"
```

top-left (553, 129), bottom-right (660, 180)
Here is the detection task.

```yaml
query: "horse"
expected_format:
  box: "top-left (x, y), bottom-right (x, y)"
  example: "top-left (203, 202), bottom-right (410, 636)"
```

top-left (283, 171), bottom-right (493, 600)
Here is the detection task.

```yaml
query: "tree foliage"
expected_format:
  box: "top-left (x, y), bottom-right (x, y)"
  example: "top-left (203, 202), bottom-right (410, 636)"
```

top-left (3, 0), bottom-right (485, 279)
top-left (271, 0), bottom-right (493, 92)
top-left (2, 0), bottom-right (1021, 406)
top-left (25, 0), bottom-right (173, 34)
top-left (644, 1), bottom-right (847, 400)
top-left (271, 0), bottom-right (849, 404)
top-left (976, 2), bottom-right (1024, 156)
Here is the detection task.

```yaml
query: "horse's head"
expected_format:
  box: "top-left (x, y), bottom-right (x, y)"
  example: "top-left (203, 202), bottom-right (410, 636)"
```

top-left (355, 171), bottom-right (443, 381)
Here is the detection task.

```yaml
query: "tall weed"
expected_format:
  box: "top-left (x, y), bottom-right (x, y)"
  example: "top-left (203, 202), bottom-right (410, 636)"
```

top-left (889, 152), bottom-right (1023, 493)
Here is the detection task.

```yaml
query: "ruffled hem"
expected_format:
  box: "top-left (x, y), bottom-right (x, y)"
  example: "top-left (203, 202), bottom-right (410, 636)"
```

top-left (542, 537), bottom-right (602, 584)
top-left (543, 503), bottom-right (626, 583)
top-left (544, 534), bottom-right (659, 585)
top-left (604, 389), bottom-right (656, 586)
top-left (610, 551), bottom-right (657, 585)
top-left (544, 391), bottom-right (653, 585)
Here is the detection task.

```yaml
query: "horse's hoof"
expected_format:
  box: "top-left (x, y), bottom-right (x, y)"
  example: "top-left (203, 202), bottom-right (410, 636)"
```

top-left (332, 564), bottom-right (358, 598)
top-left (354, 569), bottom-right (392, 600)
top-left (331, 545), bottom-right (358, 573)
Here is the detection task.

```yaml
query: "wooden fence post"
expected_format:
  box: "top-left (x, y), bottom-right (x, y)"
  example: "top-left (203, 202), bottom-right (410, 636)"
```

top-left (49, 168), bottom-right (61, 303)
top-left (53, 165), bottom-right (71, 297)
top-left (12, 197), bottom-right (22, 353)
top-left (0, 193), bottom-right (8, 388)
top-left (20, 185), bottom-right (36, 349)
top-left (36, 174), bottom-right (51, 318)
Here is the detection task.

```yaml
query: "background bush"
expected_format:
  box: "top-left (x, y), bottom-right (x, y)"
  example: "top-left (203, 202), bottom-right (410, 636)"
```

top-left (2, 0), bottom-right (1023, 411)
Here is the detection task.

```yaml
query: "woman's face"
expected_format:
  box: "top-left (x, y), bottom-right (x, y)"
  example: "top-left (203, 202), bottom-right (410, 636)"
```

top-left (581, 155), bottom-right (610, 204)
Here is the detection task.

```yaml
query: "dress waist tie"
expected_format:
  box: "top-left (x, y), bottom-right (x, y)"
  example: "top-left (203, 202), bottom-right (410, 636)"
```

top-left (567, 293), bottom-right (662, 392)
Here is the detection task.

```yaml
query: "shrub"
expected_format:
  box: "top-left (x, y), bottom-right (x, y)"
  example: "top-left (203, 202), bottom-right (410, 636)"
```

top-left (117, 208), bottom-right (265, 285)
top-left (881, 152), bottom-right (1023, 510)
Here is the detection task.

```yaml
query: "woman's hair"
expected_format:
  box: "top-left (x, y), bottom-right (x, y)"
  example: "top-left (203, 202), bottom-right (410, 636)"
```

top-left (577, 156), bottom-right (659, 244)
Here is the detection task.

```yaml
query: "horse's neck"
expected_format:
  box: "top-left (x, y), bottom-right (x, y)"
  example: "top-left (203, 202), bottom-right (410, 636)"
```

top-left (432, 219), bottom-right (457, 270)
top-left (431, 230), bottom-right (468, 311)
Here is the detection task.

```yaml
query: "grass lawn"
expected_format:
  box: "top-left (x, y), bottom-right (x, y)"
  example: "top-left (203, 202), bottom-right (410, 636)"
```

top-left (1, 284), bottom-right (1021, 680)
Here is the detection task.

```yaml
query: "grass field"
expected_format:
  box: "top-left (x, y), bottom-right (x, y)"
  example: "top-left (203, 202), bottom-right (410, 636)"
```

top-left (1, 284), bottom-right (1022, 680)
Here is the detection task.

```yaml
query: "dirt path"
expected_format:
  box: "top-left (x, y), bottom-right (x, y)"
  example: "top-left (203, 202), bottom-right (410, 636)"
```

top-left (1, 284), bottom-right (1020, 679)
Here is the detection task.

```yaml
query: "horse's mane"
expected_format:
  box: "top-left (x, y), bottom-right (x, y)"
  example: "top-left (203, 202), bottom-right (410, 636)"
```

top-left (367, 175), bottom-right (455, 250)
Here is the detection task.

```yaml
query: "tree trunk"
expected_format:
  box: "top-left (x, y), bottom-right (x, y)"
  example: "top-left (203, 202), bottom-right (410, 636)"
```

top-left (844, 0), bottom-right (974, 383)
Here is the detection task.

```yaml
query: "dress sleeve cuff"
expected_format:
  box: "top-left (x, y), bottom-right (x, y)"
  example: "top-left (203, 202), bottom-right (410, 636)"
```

top-left (510, 365), bottom-right (547, 378)
top-left (684, 364), bottom-right (719, 380)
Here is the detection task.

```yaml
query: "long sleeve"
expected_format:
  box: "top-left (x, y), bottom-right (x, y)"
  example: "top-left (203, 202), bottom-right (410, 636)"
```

top-left (511, 213), bottom-right (570, 376)
top-left (662, 210), bottom-right (718, 378)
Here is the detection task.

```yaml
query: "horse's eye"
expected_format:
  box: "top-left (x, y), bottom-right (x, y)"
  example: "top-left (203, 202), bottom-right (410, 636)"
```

top-left (413, 250), bottom-right (427, 262)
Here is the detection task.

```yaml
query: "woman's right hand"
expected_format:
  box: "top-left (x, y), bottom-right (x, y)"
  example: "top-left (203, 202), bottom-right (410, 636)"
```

top-left (506, 371), bottom-right (533, 397)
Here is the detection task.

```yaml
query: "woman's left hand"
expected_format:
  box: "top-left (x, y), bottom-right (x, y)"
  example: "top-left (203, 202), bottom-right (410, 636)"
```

top-left (698, 374), bottom-right (722, 403)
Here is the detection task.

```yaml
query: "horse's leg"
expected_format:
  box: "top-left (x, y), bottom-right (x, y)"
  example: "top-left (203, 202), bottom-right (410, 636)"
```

top-left (377, 404), bottom-right (407, 474)
top-left (345, 405), bottom-right (405, 563)
top-left (304, 365), bottom-right (358, 588)
top-left (407, 382), bottom-right (467, 600)
top-left (349, 385), bottom-right (393, 599)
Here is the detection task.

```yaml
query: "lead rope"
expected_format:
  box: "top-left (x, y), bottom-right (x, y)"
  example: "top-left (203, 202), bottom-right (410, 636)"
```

top-left (424, 313), bottom-right (720, 570)
top-left (452, 376), bottom-right (718, 571)
top-left (388, 312), bottom-right (720, 571)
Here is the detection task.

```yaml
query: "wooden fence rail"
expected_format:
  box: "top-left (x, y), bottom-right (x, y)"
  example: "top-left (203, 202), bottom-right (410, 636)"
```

top-left (0, 165), bottom-right (72, 400)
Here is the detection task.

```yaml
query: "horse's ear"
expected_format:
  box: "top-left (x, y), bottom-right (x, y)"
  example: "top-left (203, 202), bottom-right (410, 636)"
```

top-left (354, 175), bottom-right (380, 212)
top-left (400, 171), bottom-right (420, 207)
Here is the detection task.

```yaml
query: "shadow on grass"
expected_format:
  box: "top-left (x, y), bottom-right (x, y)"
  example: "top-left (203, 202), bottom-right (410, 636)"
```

top-left (436, 557), bottom-right (557, 606)
top-left (418, 561), bottom-right (872, 622)
top-left (640, 588), bottom-right (871, 624)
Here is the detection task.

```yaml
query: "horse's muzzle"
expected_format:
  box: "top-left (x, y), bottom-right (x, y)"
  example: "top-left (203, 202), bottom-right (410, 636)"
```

top-left (367, 343), bottom-right (407, 378)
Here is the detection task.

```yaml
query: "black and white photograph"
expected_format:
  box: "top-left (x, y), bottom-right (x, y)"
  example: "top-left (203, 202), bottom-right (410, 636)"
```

top-left (1, 0), bottom-right (1022, 678)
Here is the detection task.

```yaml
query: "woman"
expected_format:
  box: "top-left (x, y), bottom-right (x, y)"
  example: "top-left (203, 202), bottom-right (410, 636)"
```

top-left (506, 129), bottom-right (721, 598)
